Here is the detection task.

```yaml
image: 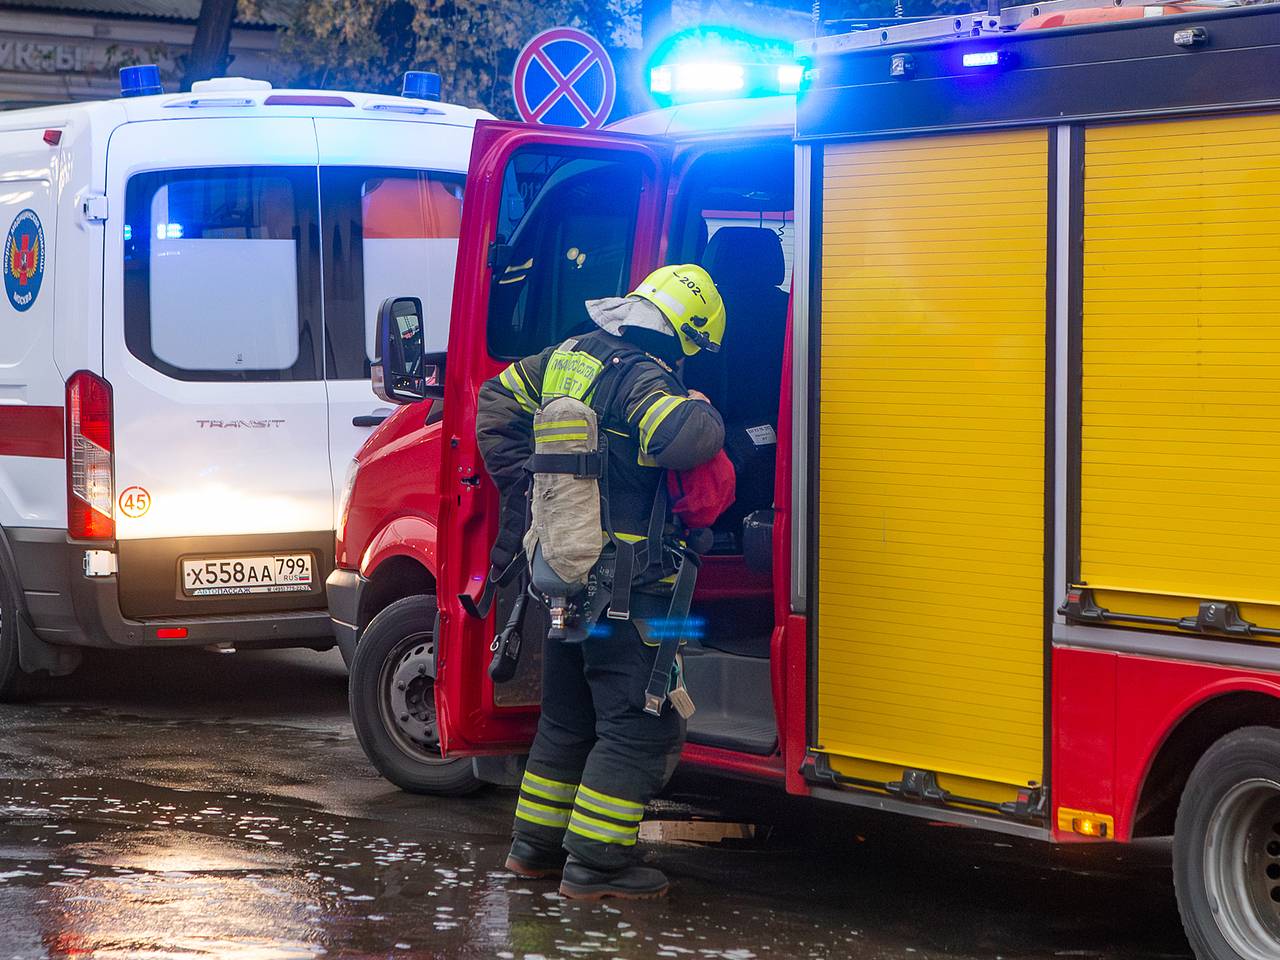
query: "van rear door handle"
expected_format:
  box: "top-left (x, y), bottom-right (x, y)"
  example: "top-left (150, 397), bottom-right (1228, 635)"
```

top-left (353, 412), bottom-right (389, 427)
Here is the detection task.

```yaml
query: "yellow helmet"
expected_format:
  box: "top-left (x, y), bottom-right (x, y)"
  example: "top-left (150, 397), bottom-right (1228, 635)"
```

top-left (629, 264), bottom-right (725, 356)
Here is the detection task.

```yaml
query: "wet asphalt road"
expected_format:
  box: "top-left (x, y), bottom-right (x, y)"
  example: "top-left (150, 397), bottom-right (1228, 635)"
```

top-left (0, 647), bottom-right (1194, 960)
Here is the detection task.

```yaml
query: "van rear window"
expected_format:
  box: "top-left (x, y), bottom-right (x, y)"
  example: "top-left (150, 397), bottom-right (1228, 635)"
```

top-left (319, 169), bottom-right (465, 380)
top-left (124, 167), bottom-right (321, 382)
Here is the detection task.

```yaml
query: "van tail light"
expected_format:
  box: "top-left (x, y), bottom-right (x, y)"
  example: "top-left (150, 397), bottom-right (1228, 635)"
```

top-left (66, 371), bottom-right (115, 540)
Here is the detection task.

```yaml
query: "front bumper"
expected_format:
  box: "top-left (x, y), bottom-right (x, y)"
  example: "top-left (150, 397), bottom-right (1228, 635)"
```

top-left (326, 567), bottom-right (361, 664)
top-left (9, 528), bottom-right (334, 650)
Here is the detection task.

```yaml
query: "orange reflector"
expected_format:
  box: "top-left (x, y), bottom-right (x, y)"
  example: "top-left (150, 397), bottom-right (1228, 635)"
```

top-left (1072, 817), bottom-right (1108, 838)
top-left (156, 627), bottom-right (188, 639)
top-left (1057, 806), bottom-right (1115, 839)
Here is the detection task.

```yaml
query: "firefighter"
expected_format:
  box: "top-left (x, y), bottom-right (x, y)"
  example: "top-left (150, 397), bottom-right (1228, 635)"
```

top-left (476, 264), bottom-right (727, 900)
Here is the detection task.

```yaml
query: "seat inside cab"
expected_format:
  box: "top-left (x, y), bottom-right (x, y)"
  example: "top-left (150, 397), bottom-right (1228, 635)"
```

top-left (667, 143), bottom-right (794, 756)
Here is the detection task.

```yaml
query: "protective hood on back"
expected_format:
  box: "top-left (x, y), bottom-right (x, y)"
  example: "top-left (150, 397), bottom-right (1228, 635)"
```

top-left (584, 296), bottom-right (673, 338)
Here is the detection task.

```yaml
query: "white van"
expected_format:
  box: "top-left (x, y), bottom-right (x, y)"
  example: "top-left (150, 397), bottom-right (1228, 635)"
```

top-left (0, 71), bottom-right (481, 696)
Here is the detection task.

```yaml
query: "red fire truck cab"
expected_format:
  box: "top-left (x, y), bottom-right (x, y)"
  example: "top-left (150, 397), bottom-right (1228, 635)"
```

top-left (331, 94), bottom-right (799, 794)
top-left (333, 5), bottom-right (1280, 957)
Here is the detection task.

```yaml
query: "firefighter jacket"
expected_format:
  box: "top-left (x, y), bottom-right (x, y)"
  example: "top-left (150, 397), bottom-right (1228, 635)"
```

top-left (477, 327), bottom-right (725, 571)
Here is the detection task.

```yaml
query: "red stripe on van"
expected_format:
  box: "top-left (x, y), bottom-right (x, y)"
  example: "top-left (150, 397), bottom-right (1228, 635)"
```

top-left (0, 406), bottom-right (64, 458)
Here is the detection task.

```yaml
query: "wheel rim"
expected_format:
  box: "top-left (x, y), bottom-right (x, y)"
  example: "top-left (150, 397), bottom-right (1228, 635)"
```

top-left (1204, 777), bottom-right (1280, 959)
top-left (375, 630), bottom-right (450, 765)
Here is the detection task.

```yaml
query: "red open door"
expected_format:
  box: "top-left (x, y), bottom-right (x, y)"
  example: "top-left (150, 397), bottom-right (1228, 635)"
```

top-left (435, 121), bottom-right (672, 756)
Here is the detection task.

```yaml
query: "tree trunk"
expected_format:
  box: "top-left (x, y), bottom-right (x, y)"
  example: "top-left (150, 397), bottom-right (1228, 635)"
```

top-left (183, 0), bottom-right (238, 90)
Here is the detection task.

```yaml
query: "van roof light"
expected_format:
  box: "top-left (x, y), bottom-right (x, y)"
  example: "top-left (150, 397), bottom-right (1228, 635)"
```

top-left (402, 71), bottom-right (442, 101)
top-left (365, 101), bottom-right (445, 116)
top-left (119, 64), bottom-right (162, 98)
top-left (190, 77), bottom-right (273, 93)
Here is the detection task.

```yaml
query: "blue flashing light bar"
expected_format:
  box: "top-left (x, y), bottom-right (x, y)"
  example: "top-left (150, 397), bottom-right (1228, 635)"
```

top-left (647, 26), bottom-right (800, 105)
top-left (777, 64), bottom-right (804, 94)
top-left (962, 50), bottom-right (1002, 67)
top-left (648, 60), bottom-right (800, 102)
top-left (402, 71), bottom-right (442, 101)
top-left (650, 61), bottom-right (746, 97)
top-left (120, 64), bottom-right (163, 98)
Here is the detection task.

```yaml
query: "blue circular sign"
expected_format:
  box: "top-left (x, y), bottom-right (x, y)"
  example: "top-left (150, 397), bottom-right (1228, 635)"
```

top-left (513, 28), bottom-right (616, 129)
top-left (5, 209), bottom-right (45, 313)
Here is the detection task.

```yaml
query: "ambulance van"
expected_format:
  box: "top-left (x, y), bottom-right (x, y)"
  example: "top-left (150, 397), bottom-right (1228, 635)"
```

top-left (0, 69), bottom-right (482, 697)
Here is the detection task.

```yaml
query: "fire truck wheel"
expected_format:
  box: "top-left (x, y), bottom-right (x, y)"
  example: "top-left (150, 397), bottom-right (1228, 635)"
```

top-left (348, 594), bottom-right (481, 796)
top-left (1175, 725), bottom-right (1280, 960)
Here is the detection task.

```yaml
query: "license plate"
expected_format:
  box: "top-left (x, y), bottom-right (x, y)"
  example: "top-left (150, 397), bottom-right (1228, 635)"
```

top-left (181, 554), bottom-right (312, 597)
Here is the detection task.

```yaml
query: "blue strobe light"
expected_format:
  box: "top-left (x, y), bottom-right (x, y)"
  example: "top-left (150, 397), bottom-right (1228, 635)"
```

top-left (402, 71), bottom-right (443, 101)
top-left (120, 64), bottom-right (163, 98)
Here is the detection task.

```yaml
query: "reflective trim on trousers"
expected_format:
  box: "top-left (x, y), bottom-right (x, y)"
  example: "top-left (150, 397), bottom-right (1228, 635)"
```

top-left (515, 797), bottom-right (572, 829)
top-left (567, 809), bottom-right (639, 846)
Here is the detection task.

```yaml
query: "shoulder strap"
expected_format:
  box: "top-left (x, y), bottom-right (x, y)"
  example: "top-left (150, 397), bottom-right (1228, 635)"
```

top-left (590, 349), bottom-right (653, 423)
top-left (540, 333), bottom-right (660, 422)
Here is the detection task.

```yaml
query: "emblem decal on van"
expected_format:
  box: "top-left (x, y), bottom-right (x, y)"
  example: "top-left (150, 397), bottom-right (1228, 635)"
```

top-left (5, 209), bottom-right (45, 313)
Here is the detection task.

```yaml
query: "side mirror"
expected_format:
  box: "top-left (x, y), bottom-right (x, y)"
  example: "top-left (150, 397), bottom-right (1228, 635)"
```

top-left (372, 296), bottom-right (444, 404)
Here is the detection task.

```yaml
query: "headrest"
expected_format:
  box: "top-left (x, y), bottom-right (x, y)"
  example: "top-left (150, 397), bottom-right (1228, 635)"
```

top-left (701, 226), bottom-right (786, 291)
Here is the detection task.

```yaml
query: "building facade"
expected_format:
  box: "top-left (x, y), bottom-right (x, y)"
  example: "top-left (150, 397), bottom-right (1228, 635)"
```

top-left (0, 0), bottom-right (283, 108)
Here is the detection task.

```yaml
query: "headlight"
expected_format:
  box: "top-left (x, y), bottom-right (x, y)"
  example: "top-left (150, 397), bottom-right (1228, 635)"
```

top-left (338, 458), bottom-right (359, 530)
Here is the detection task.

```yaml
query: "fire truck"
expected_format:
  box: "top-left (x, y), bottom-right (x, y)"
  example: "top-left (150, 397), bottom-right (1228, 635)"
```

top-left (333, 4), bottom-right (1280, 957)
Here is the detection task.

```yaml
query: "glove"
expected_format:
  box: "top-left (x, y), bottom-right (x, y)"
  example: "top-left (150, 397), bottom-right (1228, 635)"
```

top-left (488, 485), bottom-right (528, 571)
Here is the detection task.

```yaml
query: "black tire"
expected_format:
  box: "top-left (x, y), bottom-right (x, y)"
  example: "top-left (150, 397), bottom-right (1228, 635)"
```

top-left (0, 559), bottom-right (38, 702)
top-left (1175, 725), bottom-right (1280, 960)
top-left (348, 595), bottom-right (481, 796)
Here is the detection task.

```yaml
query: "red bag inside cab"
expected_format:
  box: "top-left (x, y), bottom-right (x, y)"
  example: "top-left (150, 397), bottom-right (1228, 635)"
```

top-left (667, 449), bottom-right (736, 530)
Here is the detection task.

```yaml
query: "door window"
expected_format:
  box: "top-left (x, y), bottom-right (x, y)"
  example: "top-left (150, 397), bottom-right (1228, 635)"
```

top-left (486, 149), bottom-right (647, 360)
top-left (320, 169), bottom-right (466, 380)
top-left (123, 167), bottom-right (321, 382)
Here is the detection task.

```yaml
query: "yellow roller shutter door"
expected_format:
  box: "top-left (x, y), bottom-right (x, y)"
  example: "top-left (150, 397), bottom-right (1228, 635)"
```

top-left (1081, 114), bottom-right (1280, 629)
top-left (816, 130), bottom-right (1048, 795)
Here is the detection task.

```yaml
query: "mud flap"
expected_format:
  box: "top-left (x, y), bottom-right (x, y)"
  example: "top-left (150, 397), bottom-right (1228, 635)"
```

top-left (472, 754), bottom-right (525, 787)
top-left (17, 615), bottom-right (81, 677)
top-left (0, 526), bottom-right (81, 677)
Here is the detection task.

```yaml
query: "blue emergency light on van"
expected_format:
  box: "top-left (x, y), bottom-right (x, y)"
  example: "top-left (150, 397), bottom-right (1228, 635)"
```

top-left (402, 71), bottom-right (442, 101)
top-left (120, 64), bottom-right (163, 98)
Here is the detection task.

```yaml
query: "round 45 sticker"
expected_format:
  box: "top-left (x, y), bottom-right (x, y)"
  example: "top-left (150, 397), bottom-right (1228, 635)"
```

top-left (118, 486), bottom-right (151, 519)
top-left (5, 209), bottom-right (45, 313)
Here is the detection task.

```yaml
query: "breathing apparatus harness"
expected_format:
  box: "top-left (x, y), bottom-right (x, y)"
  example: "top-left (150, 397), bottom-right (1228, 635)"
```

top-left (462, 336), bottom-right (700, 717)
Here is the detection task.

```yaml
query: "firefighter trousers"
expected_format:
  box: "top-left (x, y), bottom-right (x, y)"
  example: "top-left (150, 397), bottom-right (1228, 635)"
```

top-left (511, 609), bottom-right (685, 873)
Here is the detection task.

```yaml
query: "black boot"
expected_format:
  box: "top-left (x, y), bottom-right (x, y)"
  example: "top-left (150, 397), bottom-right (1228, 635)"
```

top-left (559, 857), bottom-right (670, 900)
top-left (505, 837), bottom-right (568, 879)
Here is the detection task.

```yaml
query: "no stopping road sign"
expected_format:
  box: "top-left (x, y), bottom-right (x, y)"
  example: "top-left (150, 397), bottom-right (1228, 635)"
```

top-left (512, 27), bottom-right (617, 129)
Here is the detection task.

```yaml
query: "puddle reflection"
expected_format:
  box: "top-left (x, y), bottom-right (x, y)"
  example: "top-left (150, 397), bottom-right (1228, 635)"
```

top-left (0, 782), bottom-right (828, 960)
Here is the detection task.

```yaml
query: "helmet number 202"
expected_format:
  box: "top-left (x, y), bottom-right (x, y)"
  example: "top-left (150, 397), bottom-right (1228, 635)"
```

top-left (674, 274), bottom-right (705, 301)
